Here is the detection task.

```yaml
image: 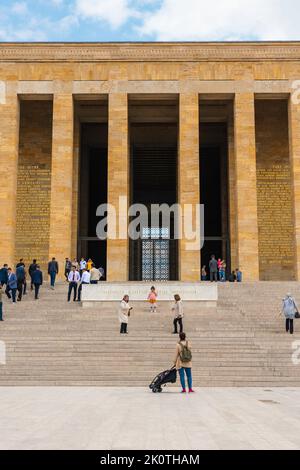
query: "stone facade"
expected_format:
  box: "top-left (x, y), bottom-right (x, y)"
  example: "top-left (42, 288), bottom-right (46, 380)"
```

top-left (15, 101), bottom-right (52, 272)
top-left (0, 42), bottom-right (300, 281)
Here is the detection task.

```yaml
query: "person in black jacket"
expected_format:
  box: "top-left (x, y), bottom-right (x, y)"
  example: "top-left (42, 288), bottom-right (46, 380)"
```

top-left (64, 258), bottom-right (72, 281)
top-left (16, 259), bottom-right (27, 297)
top-left (16, 264), bottom-right (26, 301)
top-left (32, 266), bottom-right (43, 300)
top-left (28, 259), bottom-right (37, 291)
top-left (0, 264), bottom-right (8, 287)
top-left (48, 257), bottom-right (59, 289)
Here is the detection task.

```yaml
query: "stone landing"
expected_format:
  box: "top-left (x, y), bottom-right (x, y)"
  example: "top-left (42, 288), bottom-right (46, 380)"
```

top-left (81, 282), bottom-right (218, 307)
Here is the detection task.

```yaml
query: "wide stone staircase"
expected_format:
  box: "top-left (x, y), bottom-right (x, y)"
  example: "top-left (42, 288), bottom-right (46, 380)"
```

top-left (0, 281), bottom-right (300, 386)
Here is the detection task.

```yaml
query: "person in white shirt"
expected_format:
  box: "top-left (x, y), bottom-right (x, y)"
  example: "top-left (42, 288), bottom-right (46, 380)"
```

top-left (172, 294), bottom-right (184, 334)
top-left (119, 295), bottom-right (132, 334)
top-left (90, 264), bottom-right (101, 284)
top-left (77, 268), bottom-right (90, 302)
top-left (67, 267), bottom-right (80, 302)
top-left (79, 258), bottom-right (87, 273)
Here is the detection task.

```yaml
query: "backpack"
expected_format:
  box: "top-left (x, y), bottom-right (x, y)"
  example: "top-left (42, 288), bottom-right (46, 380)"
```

top-left (179, 341), bottom-right (192, 363)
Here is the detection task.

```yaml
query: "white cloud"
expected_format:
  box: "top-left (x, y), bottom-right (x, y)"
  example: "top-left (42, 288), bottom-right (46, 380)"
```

top-left (137, 0), bottom-right (300, 41)
top-left (11, 2), bottom-right (28, 15)
top-left (75, 0), bottom-right (138, 29)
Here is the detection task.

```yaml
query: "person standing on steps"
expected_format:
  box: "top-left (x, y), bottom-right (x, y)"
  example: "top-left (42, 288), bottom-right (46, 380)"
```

top-left (119, 295), bottom-right (132, 334)
top-left (0, 264), bottom-right (8, 287)
top-left (48, 257), bottom-right (59, 290)
top-left (236, 268), bottom-right (243, 283)
top-left (16, 263), bottom-right (26, 301)
top-left (86, 258), bottom-right (93, 272)
top-left (90, 264), bottom-right (101, 284)
top-left (77, 268), bottom-right (90, 302)
top-left (5, 268), bottom-right (17, 303)
top-left (281, 293), bottom-right (298, 335)
top-left (174, 332), bottom-right (194, 393)
top-left (172, 294), bottom-right (184, 334)
top-left (32, 265), bottom-right (43, 300)
top-left (64, 258), bottom-right (72, 281)
top-left (147, 286), bottom-right (158, 313)
top-left (0, 284), bottom-right (4, 321)
top-left (28, 259), bottom-right (37, 291)
top-left (67, 266), bottom-right (80, 302)
top-left (79, 257), bottom-right (86, 275)
top-left (209, 255), bottom-right (218, 282)
top-left (201, 265), bottom-right (207, 281)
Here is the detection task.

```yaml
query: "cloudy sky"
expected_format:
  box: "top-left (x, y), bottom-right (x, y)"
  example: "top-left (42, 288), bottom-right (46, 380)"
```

top-left (0, 0), bottom-right (299, 42)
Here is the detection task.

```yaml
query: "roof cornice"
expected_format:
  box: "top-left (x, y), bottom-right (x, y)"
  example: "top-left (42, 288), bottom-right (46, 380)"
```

top-left (0, 42), bottom-right (300, 62)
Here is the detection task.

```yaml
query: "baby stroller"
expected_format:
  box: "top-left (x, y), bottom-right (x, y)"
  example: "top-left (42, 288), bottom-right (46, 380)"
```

top-left (149, 367), bottom-right (177, 393)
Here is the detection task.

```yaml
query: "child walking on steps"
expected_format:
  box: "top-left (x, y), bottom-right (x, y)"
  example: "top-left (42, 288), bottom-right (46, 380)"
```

top-left (147, 286), bottom-right (158, 313)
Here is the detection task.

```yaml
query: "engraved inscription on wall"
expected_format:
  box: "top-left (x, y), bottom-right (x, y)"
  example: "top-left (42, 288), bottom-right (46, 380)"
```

top-left (15, 101), bottom-right (53, 271)
top-left (256, 100), bottom-right (295, 280)
top-left (257, 164), bottom-right (294, 274)
top-left (16, 164), bottom-right (51, 268)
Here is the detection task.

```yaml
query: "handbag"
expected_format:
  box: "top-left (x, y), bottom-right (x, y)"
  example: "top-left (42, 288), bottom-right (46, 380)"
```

top-left (295, 311), bottom-right (300, 319)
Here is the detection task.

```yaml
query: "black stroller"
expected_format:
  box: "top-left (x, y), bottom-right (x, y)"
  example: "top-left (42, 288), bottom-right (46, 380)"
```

top-left (149, 367), bottom-right (177, 393)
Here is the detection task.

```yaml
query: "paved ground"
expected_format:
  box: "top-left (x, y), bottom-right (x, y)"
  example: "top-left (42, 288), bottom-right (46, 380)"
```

top-left (0, 387), bottom-right (300, 450)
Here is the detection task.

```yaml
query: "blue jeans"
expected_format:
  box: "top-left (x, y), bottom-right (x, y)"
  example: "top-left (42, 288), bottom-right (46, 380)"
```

top-left (0, 302), bottom-right (2, 320)
top-left (179, 367), bottom-right (192, 390)
top-left (6, 286), bottom-right (16, 303)
top-left (50, 272), bottom-right (56, 287)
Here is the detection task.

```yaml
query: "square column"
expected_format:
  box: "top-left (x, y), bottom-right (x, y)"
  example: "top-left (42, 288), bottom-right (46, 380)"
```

top-left (107, 93), bottom-right (129, 281)
top-left (289, 97), bottom-right (300, 280)
top-left (49, 94), bottom-right (74, 276)
top-left (0, 83), bottom-right (19, 268)
top-left (179, 93), bottom-right (200, 281)
top-left (228, 104), bottom-right (238, 270)
top-left (234, 93), bottom-right (259, 280)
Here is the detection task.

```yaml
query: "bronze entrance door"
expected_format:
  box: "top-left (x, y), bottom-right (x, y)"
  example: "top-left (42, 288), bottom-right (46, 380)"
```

top-left (142, 228), bottom-right (169, 281)
top-left (129, 227), bottom-right (178, 281)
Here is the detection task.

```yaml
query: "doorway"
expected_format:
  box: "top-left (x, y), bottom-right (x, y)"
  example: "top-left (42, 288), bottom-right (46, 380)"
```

top-left (78, 123), bottom-right (108, 272)
top-left (129, 123), bottom-right (178, 281)
top-left (200, 123), bottom-right (230, 275)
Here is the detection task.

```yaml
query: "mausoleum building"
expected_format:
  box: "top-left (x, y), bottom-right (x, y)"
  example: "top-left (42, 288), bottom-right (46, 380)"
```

top-left (0, 42), bottom-right (300, 281)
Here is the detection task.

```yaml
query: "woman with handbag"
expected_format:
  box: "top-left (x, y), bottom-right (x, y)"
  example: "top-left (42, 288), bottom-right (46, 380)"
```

top-left (281, 293), bottom-right (299, 335)
top-left (174, 332), bottom-right (194, 393)
top-left (172, 294), bottom-right (184, 334)
top-left (118, 295), bottom-right (132, 334)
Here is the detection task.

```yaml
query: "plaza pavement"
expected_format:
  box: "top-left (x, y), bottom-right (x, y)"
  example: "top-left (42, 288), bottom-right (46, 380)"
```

top-left (0, 387), bottom-right (300, 450)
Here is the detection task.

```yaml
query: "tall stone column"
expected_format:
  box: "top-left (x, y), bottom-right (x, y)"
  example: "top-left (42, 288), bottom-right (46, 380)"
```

top-left (289, 97), bottom-right (300, 280)
top-left (0, 82), bottom-right (19, 268)
top-left (49, 94), bottom-right (74, 277)
top-left (107, 93), bottom-right (129, 281)
top-left (234, 93), bottom-right (259, 280)
top-left (179, 93), bottom-right (200, 281)
top-left (228, 104), bottom-right (238, 271)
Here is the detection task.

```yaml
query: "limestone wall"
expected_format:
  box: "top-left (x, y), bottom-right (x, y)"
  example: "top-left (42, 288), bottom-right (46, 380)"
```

top-left (255, 100), bottom-right (295, 280)
top-left (15, 101), bottom-right (53, 272)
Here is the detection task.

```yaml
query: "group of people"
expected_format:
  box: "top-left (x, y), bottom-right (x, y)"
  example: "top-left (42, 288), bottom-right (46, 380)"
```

top-left (66, 261), bottom-right (105, 302)
top-left (119, 289), bottom-right (193, 393)
top-left (0, 256), bottom-right (105, 318)
top-left (64, 257), bottom-right (104, 282)
top-left (201, 255), bottom-right (242, 283)
top-left (0, 259), bottom-right (43, 305)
